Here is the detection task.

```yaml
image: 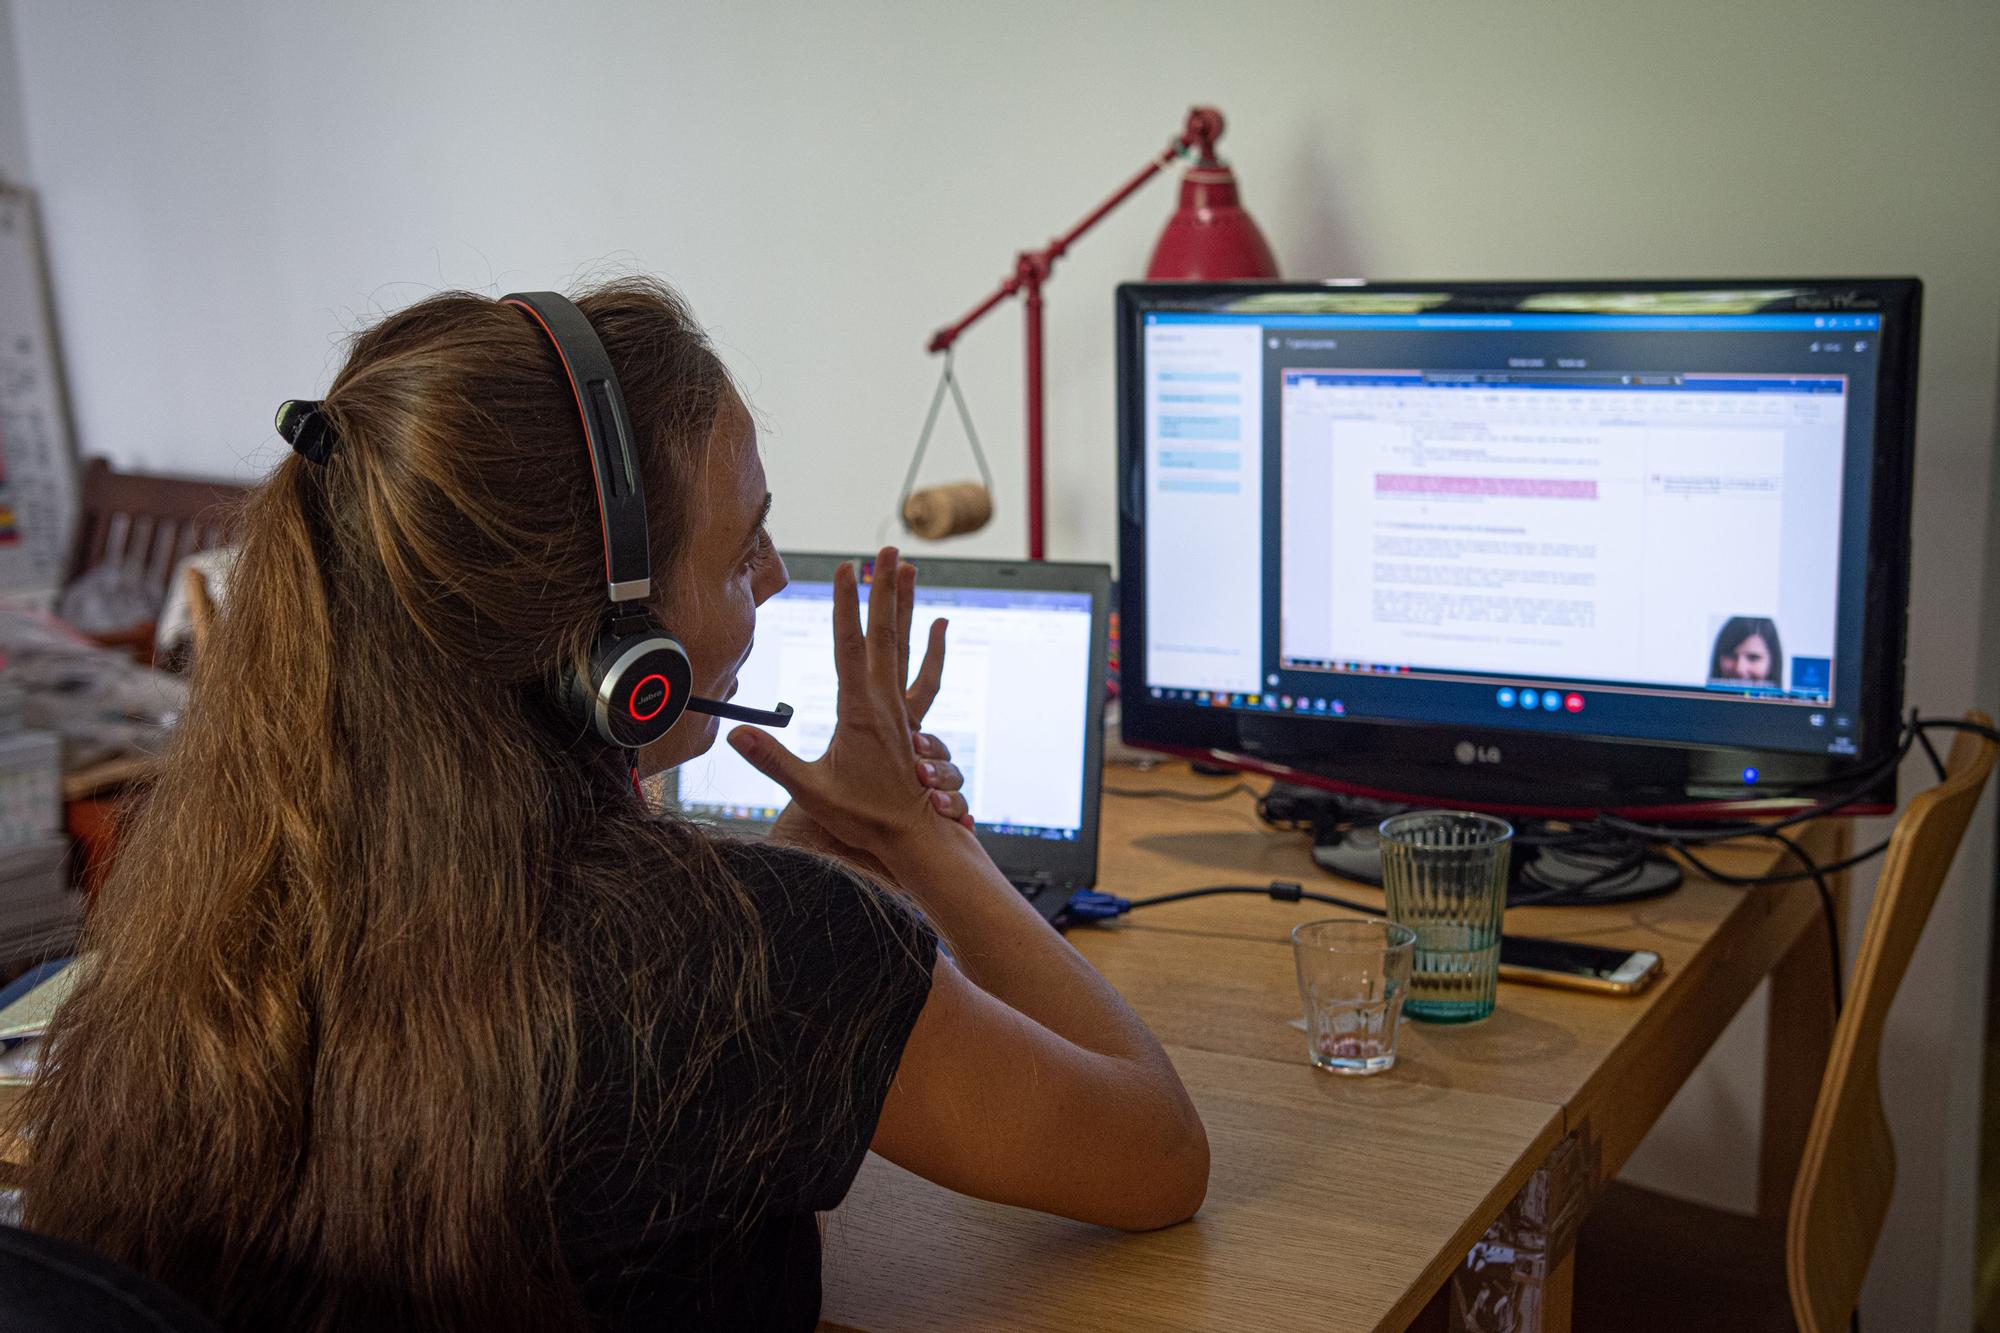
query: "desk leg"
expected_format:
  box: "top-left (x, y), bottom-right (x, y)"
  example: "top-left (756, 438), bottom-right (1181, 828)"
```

top-left (1757, 915), bottom-right (1838, 1220)
top-left (1540, 1249), bottom-right (1574, 1332)
top-left (1450, 1128), bottom-right (1597, 1333)
top-left (1407, 1283), bottom-right (1450, 1332)
top-left (1758, 818), bottom-right (1847, 1223)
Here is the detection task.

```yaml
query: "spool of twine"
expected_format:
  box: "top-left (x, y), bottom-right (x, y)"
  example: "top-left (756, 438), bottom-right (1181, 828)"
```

top-left (902, 481), bottom-right (993, 540)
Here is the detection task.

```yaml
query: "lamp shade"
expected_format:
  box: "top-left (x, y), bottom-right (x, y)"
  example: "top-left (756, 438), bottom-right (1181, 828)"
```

top-left (1145, 163), bottom-right (1280, 280)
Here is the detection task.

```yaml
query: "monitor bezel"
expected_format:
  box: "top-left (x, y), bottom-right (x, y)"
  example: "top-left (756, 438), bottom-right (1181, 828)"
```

top-left (670, 552), bottom-right (1111, 883)
top-left (1115, 278), bottom-right (1920, 816)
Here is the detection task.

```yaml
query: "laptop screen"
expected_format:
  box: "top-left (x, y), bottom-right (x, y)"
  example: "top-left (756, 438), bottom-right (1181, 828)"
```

top-left (673, 560), bottom-right (1102, 847)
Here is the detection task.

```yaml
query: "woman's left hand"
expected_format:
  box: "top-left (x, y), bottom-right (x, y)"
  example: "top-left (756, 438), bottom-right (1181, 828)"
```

top-left (767, 615), bottom-right (973, 873)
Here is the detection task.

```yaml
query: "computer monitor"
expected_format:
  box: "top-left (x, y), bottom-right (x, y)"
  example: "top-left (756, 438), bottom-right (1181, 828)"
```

top-left (1115, 279), bottom-right (1921, 815)
top-left (670, 553), bottom-right (1110, 892)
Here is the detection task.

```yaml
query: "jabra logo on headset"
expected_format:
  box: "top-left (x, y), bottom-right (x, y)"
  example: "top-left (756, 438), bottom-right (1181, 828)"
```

top-left (1454, 740), bottom-right (1502, 765)
top-left (630, 677), bottom-right (670, 720)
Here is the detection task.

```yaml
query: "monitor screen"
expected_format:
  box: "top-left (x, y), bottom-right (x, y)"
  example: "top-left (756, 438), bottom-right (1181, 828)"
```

top-left (1118, 281), bottom-right (1919, 809)
top-left (674, 564), bottom-right (1099, 842)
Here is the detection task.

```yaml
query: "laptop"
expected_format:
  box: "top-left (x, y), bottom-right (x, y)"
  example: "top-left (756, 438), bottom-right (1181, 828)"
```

top-left (668, 553), bottom-right (1110, 924)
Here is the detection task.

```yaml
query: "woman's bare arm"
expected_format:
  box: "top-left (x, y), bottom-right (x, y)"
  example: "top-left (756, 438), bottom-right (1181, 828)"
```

top-left (727, 548), bottom-right (1207, 1230)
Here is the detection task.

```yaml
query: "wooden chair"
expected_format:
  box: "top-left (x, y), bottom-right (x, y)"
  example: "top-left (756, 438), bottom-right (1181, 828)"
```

top-left (1575, 711), bottom-right (1998, 1331)
top-left (67, 458), bottom-right (246, 589)
top-left (66, 458), bottom-right (246, 663)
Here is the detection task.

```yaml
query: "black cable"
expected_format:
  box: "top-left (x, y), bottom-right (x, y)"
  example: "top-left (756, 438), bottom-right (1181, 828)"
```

top-left (1506, 853), bottom-right (1666, 909)
top-left (1769, 830), bottom-right (1846, 1017)
top-left (1272, 712), bottom-right (1904, 889)
top-left (1104, 780), bottom-right (1257, 803)
top-left (1528, 837), bottom-right (1653, 886)
top-left (1506, 863), bottom-right (1651, 909)
top-left (1599, 712), bottom-right (1922, 847)
top-left (1637, 712), bottom-right (1999, 845)
top-left (1125, 882), bottom-right (1385, 917)
top-left (1099, 710), bottom-right (2000, 1027)
top-left (1660, 833), bottom-right (1860, 1016)
top-left (1105, 716), bottom-right (1994, 1011)
top-left (1915, 726), bottom-right (1948, 783)
top-left (1915, 715), bottom-right (2000, 743)
top-left (1253, 784), bottom-right (1677, 908)
top-left (1629, 705), bottom-right (1919, 807)
top-left (1666, 835), bottom-right (1893, 887)
top-left (1596, 714), bottom-right (1996, 1016)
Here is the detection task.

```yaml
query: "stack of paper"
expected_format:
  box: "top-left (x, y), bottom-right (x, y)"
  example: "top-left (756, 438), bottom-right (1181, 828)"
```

top-left (0, 729), bottom-right (60, 852)
top-left (0, 955), bottom-right (82, 1086)
top-left (0, 644), bottom-right (84, 965)
top-left (0, 716), bottom-right (74, 963)
top-left (0, 838), bottom-right (77, 963)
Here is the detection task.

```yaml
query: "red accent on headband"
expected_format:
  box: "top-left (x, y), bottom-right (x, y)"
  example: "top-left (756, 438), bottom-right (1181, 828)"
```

top-left (502, 297), bottom-right (615, 587)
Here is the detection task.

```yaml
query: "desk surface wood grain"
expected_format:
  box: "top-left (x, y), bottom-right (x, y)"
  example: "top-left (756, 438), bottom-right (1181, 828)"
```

top-left (821, 1046), bottom-right (1561, 1333)
top-left (823, 765), bottom-right (1842, 1332)
top-left (1081, 771), bottom-right (1835, 1173)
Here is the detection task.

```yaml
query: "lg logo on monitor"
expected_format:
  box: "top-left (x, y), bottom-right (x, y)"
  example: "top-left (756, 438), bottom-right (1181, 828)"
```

top-left (1455, 741), bottom-right (1502, 766)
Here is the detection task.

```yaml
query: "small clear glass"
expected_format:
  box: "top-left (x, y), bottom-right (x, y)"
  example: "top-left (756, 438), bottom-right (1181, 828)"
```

top-left (1290, 918), bottom-right (1417, 1075)
top-left (1379, 811), bottom-right (1513, 1024)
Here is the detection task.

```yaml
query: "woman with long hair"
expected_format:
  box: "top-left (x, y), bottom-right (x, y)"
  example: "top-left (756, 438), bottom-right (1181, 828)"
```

top-left (1709, 615), bottom-right (1784, 687)
top-left (7, 279), bottom-right (1206, 1330)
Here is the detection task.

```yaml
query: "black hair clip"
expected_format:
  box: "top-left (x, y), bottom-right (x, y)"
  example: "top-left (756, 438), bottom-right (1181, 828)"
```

top-left (276, 399), bottom-right (338, 466)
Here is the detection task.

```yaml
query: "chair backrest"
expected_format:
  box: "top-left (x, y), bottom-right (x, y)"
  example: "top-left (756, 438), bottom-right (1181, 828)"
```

top-left (1786, 711), bottom-right (1998, 1333)
top-left (67, 458), bottom-right (248, 606)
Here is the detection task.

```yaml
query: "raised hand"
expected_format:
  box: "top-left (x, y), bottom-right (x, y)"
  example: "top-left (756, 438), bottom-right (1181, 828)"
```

top-left (731, 549), bottom-right (972, 858)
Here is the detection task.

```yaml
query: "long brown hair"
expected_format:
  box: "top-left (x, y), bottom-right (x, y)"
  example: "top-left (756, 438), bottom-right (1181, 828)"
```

top-left (9, 280), bottom-right (836, 1328)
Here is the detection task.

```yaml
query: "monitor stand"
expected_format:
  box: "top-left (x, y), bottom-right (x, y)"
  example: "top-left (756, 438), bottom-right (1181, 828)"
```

top-left (1281, 783), bottom-right (1684, 906)
top-left (1515, 844), bottom-right (1683, 903)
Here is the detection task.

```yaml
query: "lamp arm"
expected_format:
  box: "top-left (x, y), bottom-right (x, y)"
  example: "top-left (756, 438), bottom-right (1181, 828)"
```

top-left (924, 106), bottom-right (1224, 355)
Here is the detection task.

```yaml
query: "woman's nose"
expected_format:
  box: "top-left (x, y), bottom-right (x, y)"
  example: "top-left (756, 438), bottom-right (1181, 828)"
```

top-left (757, 553), bottom-right (790, 604)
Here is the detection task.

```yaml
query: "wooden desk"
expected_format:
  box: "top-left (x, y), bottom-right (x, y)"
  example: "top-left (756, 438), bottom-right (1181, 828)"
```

top-left (822, 768), bottom-right (1845, 1332)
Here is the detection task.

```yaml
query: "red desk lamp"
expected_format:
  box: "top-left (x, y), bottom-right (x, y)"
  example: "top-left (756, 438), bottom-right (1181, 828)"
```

top-left (907, 106), bottom-right (1279, 558)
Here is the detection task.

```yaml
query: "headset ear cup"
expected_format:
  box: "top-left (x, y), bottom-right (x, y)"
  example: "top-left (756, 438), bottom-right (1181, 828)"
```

top-left (579, 630), bottom-right (694, 748)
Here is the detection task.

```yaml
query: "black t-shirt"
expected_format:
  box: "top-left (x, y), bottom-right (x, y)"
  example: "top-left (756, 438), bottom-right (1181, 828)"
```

top-left (556, 839), bottom-right (937, 1332)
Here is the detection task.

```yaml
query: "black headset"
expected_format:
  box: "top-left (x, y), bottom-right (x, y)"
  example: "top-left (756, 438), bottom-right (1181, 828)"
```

top-left (501, 292), bottom-right (793, 750)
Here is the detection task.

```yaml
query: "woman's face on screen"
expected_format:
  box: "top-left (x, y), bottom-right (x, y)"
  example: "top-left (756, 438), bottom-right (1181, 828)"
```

top-left (1718, 633), bottom-right (1774, 682)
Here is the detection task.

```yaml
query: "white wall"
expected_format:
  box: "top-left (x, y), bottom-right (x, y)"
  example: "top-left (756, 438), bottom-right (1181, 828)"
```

top-left (10, 0), bottom-right (2000, 1324)
top-left (0, 0), bottom-right (25, 184)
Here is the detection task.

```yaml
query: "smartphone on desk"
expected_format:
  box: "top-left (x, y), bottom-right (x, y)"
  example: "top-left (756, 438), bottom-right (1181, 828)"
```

top-left (1499, 935), bottom-right (1662, 995)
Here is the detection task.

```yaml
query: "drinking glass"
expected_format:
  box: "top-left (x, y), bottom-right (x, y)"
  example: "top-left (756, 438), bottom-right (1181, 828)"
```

top-left (1290, 918), bottom-right (1417, 1075)
top-left (1379, 811), bottom-right (1513, 1024)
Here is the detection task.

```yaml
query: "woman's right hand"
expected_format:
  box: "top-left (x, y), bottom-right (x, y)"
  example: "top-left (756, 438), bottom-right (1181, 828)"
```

top-left (728, 548), bottom-right (966, 858)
